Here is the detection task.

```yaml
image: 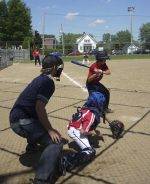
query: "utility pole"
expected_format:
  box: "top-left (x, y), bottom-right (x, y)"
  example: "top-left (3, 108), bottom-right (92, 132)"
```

top-left (60, 24), bottom-right (65, 55)
top-left (42, 13), bottom-right (45, 56)
top-left (128, 6), bottom-right (135, 54)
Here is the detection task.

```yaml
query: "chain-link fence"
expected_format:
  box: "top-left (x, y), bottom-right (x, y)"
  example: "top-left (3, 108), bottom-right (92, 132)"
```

top-left (0, 49), bottom-right (13, 70)
top-left (13, 49), bottom-right (30, 61)
top-left (0, 49), bottom-right (31, 70)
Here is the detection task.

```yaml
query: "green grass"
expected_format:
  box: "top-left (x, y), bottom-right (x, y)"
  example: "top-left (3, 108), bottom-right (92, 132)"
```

top-left (62, 54), bottom-right (150, 62)
top-left (13, 54), bottom-right (150, 63)
top-left (110, 54), bottom-right (150, 60)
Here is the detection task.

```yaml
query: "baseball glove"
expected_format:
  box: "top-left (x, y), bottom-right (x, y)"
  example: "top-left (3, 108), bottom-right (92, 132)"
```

top-left (109, 120), bottom-right (124, 139)
top-left (94, 69), bottom-right (103, 81)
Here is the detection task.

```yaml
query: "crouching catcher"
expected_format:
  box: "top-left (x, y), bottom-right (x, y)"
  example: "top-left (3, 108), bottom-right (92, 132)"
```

top-left (64, 92), bottom-right (106, 171)
top-left (9, 54), bottom-right (65, 184)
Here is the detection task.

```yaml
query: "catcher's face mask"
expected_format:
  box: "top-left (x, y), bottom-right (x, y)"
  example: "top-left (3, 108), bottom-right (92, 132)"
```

top-left (96, 60), bottom-right (106, 66)
top-left (42, 55), bottom-right (64, 77)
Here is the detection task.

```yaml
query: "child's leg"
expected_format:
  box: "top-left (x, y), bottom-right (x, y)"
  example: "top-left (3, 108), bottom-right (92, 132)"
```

top-left (35, 58), bottom-right (37, 65)
top-left (87, 59), bottom-right (90, 65)
top-left (65, 127), bottom-right (96, 170)
top-left (68, 127), bottom-right (91, 150)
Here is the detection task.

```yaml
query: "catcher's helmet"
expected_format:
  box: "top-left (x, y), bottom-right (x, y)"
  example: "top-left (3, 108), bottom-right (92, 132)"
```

top-left (84, 92), bottom-right (106, 112)
top-left (42, 54), bottom-right (63, 69)
top-left (95, 51), bottom-right (109, 61)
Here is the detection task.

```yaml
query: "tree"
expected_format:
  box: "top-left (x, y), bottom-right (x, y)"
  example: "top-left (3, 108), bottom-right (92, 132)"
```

top-left (102, 33), bottom-right (111, 51)
top-left (22, 36), bottom-right (33, 49)
top-left (6, 0), bottom-right (32, 45)
top-left (114, 30), bottom-right (131, 49)
top-left (110, 35), bottom-right (118, 50)
top-left (139, 23), bottom-right (150, 50)
top-left (0, 0), bottom-right (8, 43)
top-left (102, 30), bottom-right (131, 51)
top-left (33, 30), bottom-right (42, 48)
top-left (109, 30), bottom-right (131, 50)
top-left (59, 33), bottom-right (82, 54)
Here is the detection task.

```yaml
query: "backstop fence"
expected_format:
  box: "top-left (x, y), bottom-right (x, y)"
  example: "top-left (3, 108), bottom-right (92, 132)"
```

top-left (0, 49), bottom-right (13, 70)
top-left (0, 49), bottom-right (30, 70)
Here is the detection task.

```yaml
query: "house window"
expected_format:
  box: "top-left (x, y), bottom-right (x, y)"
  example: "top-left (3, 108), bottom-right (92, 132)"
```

top-left (80, 46), bottom-right (83, 50)
top-left (84, 39), bottom-right (90, 43)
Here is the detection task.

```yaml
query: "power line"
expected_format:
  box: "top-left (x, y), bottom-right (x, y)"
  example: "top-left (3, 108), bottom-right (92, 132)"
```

top-left (0, 14), bottom-right (150, 18)
top-left (44, 13), bottom-right (150, 18)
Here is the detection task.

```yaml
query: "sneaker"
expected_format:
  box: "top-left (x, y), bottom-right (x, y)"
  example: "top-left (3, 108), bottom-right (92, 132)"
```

top-left (105, 108), bottom-right (114, 113)
top-left (32, 178), bottom-right (49, 184)
top-left (56, 78), bottom-right (60, 81)
top-left (63, 154), bottom-right (77, 171)
top-left (26, 143), bottom-right (39, 153)
top-left (59, 156), bottom-right (67, 176)
top-left (59, 154), bottom-right (78, 174)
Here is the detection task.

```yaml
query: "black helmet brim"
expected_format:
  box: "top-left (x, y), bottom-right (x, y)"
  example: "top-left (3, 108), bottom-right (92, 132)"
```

top-left (42, 55), bottom-right (63, 69)
top-left (95, 51), bottom-right (110, 61)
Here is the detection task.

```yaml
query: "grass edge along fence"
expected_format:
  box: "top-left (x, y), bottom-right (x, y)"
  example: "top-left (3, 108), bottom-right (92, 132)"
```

top-left (12, 54), bottom-right (150, 64)
top-left (62, 54), bottom-right (150, 62)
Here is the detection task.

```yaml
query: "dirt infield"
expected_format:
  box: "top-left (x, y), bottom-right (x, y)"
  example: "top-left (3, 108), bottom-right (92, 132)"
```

top-left (0, 60), bottom-right (150, 184)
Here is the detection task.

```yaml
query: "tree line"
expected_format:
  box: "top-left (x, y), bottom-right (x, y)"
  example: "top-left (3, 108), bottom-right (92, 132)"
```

top-left (0, 0), bottom-right (150, 54)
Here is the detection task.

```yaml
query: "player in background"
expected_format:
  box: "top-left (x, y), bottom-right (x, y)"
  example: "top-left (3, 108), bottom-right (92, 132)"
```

top-left (32, 48), bottom-right (41, 66)
top-left (82, 52), bottom-right (90, 65)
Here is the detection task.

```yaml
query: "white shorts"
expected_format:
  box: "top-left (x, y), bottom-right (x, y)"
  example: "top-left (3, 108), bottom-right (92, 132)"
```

top-left (68, 127), bottom-right (91, 151)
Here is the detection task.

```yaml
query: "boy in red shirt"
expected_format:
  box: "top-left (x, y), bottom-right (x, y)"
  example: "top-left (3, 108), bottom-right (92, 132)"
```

top-left (86, 51), bottom-right (112, 113)
top-left (32, 48), bottom-right (41, 66)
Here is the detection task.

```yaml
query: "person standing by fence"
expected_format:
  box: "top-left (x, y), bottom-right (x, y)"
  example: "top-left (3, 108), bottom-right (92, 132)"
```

top-left (32, 48), bottom-right (41, 66)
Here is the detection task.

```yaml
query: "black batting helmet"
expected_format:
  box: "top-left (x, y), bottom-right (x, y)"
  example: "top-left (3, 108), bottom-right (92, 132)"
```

top-left (42, 54), bottom-right (63, 69)
top-left (95, 51), bottom-right (109, 61)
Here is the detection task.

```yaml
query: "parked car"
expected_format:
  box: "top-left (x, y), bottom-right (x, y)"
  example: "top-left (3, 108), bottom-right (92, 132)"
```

top-left (88, 49), bottom-right (98, 55)
top-left (132, 49), bottom-right (150, 54)
top-left (50, 52), bottom-right (63, 57)
top-left (67, 51), bottom-right (81, 56)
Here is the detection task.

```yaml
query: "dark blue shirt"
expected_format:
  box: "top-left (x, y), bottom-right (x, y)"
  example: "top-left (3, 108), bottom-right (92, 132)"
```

top-left (10, 74), bottom-right (55, 123)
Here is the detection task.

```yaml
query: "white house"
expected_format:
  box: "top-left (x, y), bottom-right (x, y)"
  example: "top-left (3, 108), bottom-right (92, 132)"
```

top-left (127, 44), bottom-right (139, 54)
top-left (123, 44), bottom-right (139, 54)
top-left (76, 33), bottom-right (97, 53)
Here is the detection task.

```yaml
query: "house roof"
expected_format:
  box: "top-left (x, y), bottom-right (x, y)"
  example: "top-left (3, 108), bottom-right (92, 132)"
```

top-left (76, 33), bottom-right (97, 44)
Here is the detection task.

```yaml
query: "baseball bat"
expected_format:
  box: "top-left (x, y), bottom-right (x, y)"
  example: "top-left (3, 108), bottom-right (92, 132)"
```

top-left (71, 60), bottom-right (90, 68)
top-left (71, 60), bottom-right (104, 81)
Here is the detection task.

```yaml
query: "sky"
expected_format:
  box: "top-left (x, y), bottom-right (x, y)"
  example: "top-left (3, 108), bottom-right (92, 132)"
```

top-left (24, 0), bottom-right (150, 41)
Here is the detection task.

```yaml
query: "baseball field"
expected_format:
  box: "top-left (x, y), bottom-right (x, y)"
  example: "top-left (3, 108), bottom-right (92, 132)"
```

top-left (0, 59), bottom-right (150, 184)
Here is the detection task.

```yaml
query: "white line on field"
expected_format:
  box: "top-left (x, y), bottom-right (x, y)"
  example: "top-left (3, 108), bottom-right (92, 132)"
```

top-left (62, 71), bottom-right (87, 93)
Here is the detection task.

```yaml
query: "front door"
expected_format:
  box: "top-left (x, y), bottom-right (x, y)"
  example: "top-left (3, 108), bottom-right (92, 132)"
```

top-left (84, 44), bottom-right (92, 52)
